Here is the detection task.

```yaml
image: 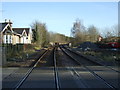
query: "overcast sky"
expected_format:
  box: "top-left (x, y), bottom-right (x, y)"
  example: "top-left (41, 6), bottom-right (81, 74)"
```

top-left (2, 2), bottom-right (118, 36)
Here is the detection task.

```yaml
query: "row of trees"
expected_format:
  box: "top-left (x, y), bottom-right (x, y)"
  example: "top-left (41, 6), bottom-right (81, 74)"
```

top-left (100, 25), bottom-right (120, 43)
top-left (31, 19), bottom-right (119, 48)
top-left (31, 21), bottom-right (69, 48)
top-left (70, 19), bottom-right (119, 46)
top-left (70, 19), bottom-right (99, 46)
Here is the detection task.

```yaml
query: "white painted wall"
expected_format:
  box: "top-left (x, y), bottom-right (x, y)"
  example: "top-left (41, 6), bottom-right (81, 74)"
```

top-left (23, 36), bottom-right (26, 44)
top-left (20, 37), bottom-right (23, 44)
top-left (14, 36), bottom-right (19, 44)
top-left (3, 35), bottom-right (6, 44)
top-left (21, 36), bottom-right (28, 44)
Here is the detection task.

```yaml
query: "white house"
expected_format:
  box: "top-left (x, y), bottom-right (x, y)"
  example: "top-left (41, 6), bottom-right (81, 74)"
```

top-left (0, 20), bottom-right (32, 45)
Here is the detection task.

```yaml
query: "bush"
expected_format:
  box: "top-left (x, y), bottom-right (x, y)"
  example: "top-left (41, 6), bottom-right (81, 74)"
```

top-left (3, 44), bottom-right (35, 61)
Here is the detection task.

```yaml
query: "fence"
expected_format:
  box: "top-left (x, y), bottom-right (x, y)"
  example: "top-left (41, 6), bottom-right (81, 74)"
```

top-left (0, 46), bottom-right (6, 66)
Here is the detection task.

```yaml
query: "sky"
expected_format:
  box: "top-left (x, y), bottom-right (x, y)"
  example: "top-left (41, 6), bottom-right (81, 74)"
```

top-left (1, 2), bottom-right (118, 36)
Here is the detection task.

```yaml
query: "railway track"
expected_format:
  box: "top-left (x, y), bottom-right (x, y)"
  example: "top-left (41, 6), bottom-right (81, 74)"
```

top-left (15, 47), bottom-right (60, 89)
top-left (60, 45), bottom-right (101, 66)
top-left (53, 47), bottom-right (60, 90)
top-left (59, 45), bottom-right (118, 89)
top-left (14, 49), bottom-right (49, 90)
top-left (63, 45), bottom-right (120, 73)
top-left (3, 47), bottom-right (61, 89)
top-left (2, 46), bottom-right (119, 89)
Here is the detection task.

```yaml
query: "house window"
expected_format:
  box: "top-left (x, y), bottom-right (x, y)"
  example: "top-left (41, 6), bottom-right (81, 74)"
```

top-left (6, 35), bottom-right (8, 43)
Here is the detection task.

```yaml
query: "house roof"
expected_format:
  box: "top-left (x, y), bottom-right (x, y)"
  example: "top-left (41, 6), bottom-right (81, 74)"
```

top-left (0, 23), bottom-right (9, 32)
top-left (12, 28), bottom-right (29, 35)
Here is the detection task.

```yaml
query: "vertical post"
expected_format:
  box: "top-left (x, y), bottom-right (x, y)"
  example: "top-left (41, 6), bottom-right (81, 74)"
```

top-left (0, 45), bottom-right (2, 66)
top-left (0, 26), bottom-right (2, 66)
top-left (118, 2), bottom-right (120, 89)
top-left (2, 47), bottom-right (6, 65)
top-left (0, 3), bottom-right (2, 89)
top-left (0, 45), bottom-right (2, 90)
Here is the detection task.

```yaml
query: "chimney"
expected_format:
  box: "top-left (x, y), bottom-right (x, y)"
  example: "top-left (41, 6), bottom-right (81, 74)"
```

top-left (8, 19), bottom-right (12, 25)
top-left (5, 19), bottom-right (7, 23)
top-left (9, 19), bottom-right (11, 23)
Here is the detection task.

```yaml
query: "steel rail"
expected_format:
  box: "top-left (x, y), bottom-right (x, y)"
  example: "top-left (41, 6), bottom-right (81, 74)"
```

top-left (14, 50), bottom-right (49, 90)
top-left (53, 47), bottom-right (60, 90)
top-left (60, 46), bottom-right (117, 90)
top-left (63, 46), bottom-right (102, 65)
top-left (67, 67), bottom-right (89, 88)
top-left (64, 46), bottom-right (120, 73)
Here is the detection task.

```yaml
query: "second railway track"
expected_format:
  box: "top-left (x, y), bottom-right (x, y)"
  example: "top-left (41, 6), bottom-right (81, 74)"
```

top-left (59, 45), bottom-right (119, 89)
top-left (63, 45), bottom-right (120, 73)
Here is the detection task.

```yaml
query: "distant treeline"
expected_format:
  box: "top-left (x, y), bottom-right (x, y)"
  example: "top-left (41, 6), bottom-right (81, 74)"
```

top-left (31, 19), bottom-right (119, 47)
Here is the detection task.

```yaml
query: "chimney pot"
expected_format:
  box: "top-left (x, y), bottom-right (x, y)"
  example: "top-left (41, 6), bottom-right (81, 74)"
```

top-left (9, 19), bottom-right (11, 23)
top-left (5, 19), bottom-right (7, 22)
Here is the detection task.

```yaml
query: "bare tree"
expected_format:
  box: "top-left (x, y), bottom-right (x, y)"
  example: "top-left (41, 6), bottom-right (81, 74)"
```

top-left (111, 24), bottom-right (118, 37)
top-left (71, 19), bottom-right (86, 45)
top-left (87, 25), bottom-right (99, 42)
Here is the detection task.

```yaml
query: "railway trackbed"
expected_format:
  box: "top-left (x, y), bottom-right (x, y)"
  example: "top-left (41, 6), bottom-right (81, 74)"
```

top-left (2, 46), bottom-right (119, 89)
top-left (2, 47), bottom-right (60, 89)
top-left (62, 45), bottom-right (120, 73)
top-left (58, 45), bottom-right (119, 89)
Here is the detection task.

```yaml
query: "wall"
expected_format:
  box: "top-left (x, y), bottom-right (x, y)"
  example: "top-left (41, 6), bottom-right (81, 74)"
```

top-left (20, 36), bottom-right (28, 44)
top-left (12, 35), bottom-right (20, 45)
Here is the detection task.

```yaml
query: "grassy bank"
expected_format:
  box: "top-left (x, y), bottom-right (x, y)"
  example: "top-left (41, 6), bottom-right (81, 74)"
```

top-left (81, 50), bottom-right (119, 62)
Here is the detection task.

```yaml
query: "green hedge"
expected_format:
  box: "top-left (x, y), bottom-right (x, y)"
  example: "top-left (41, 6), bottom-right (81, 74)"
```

top-left (2, 44), bottom-right (33, 61)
